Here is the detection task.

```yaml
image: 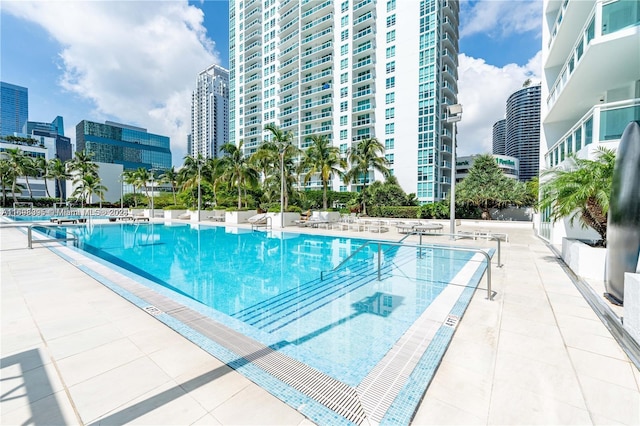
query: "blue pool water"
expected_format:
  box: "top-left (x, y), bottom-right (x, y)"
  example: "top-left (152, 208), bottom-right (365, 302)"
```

top-left (52, 223), bottom-right (476, 387)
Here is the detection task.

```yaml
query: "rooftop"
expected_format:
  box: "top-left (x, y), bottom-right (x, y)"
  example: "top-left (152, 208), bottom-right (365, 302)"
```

top-left (1, 220), bottom-right (638, 424)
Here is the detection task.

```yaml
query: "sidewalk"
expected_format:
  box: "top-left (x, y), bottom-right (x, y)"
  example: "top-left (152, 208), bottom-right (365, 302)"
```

top-left (1, 221), bottom-right (638, 425)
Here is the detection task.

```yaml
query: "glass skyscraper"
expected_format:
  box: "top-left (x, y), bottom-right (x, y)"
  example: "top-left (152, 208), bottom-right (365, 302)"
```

top-left (229, 0), bottom-right (459, 203)
top-left (505, 84), bottom-right (541, 182)
top-left (492, 119), bottom-right (506, 155)
top-left (76, 120), bottom-right (172, 170)
top-left (1, 81), bottom-right (29, 136)
top-left (191, 64), bottom-right (230, 159)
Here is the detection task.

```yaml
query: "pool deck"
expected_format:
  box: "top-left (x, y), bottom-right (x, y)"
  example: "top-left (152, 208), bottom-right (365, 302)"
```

top-left (1, 220), bottom-right (639, 425)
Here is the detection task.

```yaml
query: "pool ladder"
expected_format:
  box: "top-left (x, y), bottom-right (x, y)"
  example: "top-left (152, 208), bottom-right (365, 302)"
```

top-left (27, 224), bottom-right (78, 249)
top-left (321, 240), bottom-right (495, 301)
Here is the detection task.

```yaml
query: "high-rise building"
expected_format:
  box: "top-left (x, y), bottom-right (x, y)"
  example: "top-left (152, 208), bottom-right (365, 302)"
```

top-left (1, 82), bottom-right (29, 136)
top-left (492, 119), bottom-right (506, 155)
top-left (229, 0), bottom-right (459, 203)
top-left (539, 0), bottom-right (640, 243)
top-left (76, 120), bottom-right (172, 170)
top-left (505, 84), bottom-right (541, 182)
top-left (191, 64), bottom-right (230, 158)
top-left (26, 116), bottom-right (72, 199)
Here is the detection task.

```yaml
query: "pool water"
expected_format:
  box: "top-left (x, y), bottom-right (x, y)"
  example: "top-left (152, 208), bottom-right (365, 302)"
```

top-left (56, 223), bottom-right (477, 387)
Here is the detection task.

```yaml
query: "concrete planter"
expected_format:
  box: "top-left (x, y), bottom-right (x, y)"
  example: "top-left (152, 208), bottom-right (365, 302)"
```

top-left (561, 238), bottom-right (606, 281)
top-left (267, 212), bottom-right (301, 227)
top-left (311, 211), bottom-right (341, 223)
top-left (163, 210), bottom-right (187, 219)
top-left (225, 210), bottom-right (258, 224)
top-left (624, 273), bottom-right (640, 344)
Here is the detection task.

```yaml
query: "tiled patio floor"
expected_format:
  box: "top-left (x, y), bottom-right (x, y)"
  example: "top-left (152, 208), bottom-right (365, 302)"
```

top-left (1, 220), bottom-right (638, 425)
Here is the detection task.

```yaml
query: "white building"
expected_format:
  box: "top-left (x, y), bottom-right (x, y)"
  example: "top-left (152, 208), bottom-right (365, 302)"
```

top-left (456, 154), bottom-right (519, 182)
top-left (191, 64), bottom-right (230, 158)
top-left (539, 0), bottom-right (640, 244)
top-left (0, 138), bottom-right (56, 200)
top-left (229, 0), bottom-right (460, 203)
top-left (66, 162), bottom-right (124, 205)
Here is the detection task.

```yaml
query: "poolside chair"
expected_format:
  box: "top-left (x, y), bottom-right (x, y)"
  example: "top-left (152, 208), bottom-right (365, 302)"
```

top-left (178, 212), bottom-right (191, 220)
top-left (206, 213), bottom-right (225, 222)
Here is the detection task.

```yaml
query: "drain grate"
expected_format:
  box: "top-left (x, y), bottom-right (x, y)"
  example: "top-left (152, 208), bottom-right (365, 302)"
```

top-left (444, 314), bottom-right (459, 328)
top-left (143, 305), bottom-right (162, 316)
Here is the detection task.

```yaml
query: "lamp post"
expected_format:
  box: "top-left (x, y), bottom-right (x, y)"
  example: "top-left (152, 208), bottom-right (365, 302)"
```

top-left (280, 150), bottom-right (285, 228)
top-left (446, 104), bottom-right (462, 240)
top-left (150, 171), bottom-right (154, 219)
top-left (197, 160), bottom-right (202, 222)
top-left (120, 172), bottom-right (124, 209)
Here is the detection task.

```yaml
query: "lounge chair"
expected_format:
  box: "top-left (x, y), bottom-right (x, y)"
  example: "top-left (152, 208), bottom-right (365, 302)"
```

top-left (206, 214), bottom-right (225, 222)
top-left (248, 213), bottom-right (271, 230)
top-left (178, 213), bottom-right (191, 220)
top-left (414, 223), bottom-right (443, 233)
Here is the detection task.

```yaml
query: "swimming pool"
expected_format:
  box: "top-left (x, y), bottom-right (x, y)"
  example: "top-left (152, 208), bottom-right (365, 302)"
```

top-left (40, 222), bottom-right (489, 424)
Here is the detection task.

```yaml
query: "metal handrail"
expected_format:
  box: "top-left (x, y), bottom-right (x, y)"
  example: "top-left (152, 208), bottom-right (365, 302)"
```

top-left (27, 224), bottom-right (78, 249)
top-left (398, 231), bottom-right (503, 267)
top-left (321, 240), bottom-right (494, 301)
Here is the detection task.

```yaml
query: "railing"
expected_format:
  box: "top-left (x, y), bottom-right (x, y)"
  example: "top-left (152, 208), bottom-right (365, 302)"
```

top-left (27, 224), bottom-right (78, 249)
top-left (320, 240), bottom-right (494, 300)
top-left (398, 231), bottom-right (503, 268)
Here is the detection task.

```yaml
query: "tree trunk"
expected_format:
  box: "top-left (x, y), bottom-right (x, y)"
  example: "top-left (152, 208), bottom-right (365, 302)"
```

top-left (24, 176), bottom-right (34, 200)
top-left (322, 181), bottom-right (328, 210)
top-left (57, 179), bottom-right (64, 202)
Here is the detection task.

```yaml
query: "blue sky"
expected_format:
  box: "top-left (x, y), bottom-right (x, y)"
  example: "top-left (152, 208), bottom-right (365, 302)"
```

top-left (1, 0), bottom-right (541, 164)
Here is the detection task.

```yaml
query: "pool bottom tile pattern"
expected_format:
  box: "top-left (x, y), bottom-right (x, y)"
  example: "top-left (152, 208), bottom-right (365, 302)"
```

top-left (49, 243), bottom-right (488, 425)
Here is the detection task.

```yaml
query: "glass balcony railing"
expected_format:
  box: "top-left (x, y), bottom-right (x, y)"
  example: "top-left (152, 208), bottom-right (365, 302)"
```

top-left (301, 40), bottom-right (332, 58)
top-left (544, 99), bottom-right (640, 167)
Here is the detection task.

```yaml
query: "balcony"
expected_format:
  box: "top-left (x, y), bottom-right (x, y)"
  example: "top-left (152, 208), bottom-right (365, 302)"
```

top-left (352, 41), bottom-right (373, 59)
top-left (301, 27), bottom-right (332, 45)
top-left (353, 0), bottom-right (374, 13)
top-left (353, 88), bottom-right (374, 99)
top-left (279, 107), bottom-right (300, 119)
top-left (352, 132), bottom-right (372, 142)
top-left (301, 110), bottom-right (332, 123)
top-left (279, 68), bottom-right (298, 83)
top-left (279, 80), bottom-right (299, 94)
top-left (353, 27), bottom-right (373, 42)
top-left (279, 16), bottom-right (299, 37)
top-left (545, 98), bottom-right (640, 167)
top-left (301, 55), bottom-right (332, 72)
top-left (353, 11), bottom-right (374, 29)
top-left (245, 40), bottom-right (261, 54)
top-left (352, 102), bottom-right (373, 113)
top-left (301, 97), bottom-right (332, 110)
top-left (353, 57), bottom-right (372, 70)
top-left (279, 93), bottom-right (299, 106)
top-left (352, 72), bottom-right (373, 84)
top-left (301, 83), bottom-right (331, 97)
top-left (244, 73), bottom-right (261, 84)
top-left (301, 13), bottom-right (332, 34)
top-left (301, 40), bottom-right (333, 59)
top-left (302, 125), bottom-right (332, 136)
top-left (279, 55), bottom-right (299, 73)
top-left (279, 41), bottom-right (300, 62)
top-left (352, 118), bottom-right (371, 127)
top-left (301, 68), bottom-right (332, 84)
top-left (282, 119), bottom-right (299, 128)
top-left (301, 0), bottom-right (331, 19)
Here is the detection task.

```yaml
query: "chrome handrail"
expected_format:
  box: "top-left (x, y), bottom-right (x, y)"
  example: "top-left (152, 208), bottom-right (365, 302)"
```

top-left (27, 224), bottom-right (78, 249)
top-left (398, 231), bottom-right (503, 267)
top-left (321, 240), bottom-right (494, 300)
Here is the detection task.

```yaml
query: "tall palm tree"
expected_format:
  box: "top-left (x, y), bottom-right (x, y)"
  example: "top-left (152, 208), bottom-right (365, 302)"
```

top-left (133, 167), bottom-right (152, 204)
top-left (301, 134), bottom-right (346, 209)
top-left (220, 141), bottom-right (259, 209)
top-left (346, 137), bottom-right (390, 215)
top-left (160, 166), bottom-right (179, 205)
top-left (72, 174), bottom-right (107, 208)
top-left (69, 151), bottom-right (98, 179)
top-left (0, 158), bottom-right (12, 206)
top-left (48, 158), bottom-right (70, 202)
top-left (4, 148), bottom-right (30, 202)
top-left (179, 154), bottom-right (205, 209)
top-left (540, 147), bottom-right (615, 244)
top-left (202, 157), bottom-right (224, 206)
top-left (36, 156), bottom-right (52, 198)
top-left (122, 170), bottom-right (138, 207)
top-left (263, 124), bottom-right (300, 211)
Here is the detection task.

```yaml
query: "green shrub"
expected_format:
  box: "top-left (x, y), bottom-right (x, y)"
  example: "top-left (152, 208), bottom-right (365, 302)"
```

top-left (163, 205), bottom-right (187, 210)
top-left (367, 206), bottom-right (420, 218)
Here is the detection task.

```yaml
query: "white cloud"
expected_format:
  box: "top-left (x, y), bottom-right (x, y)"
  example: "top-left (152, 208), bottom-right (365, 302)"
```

top-left (3, 0), bottom-right (219, 165)
top-left (460, 0), bottom-right (542, 38)
top-left (456, 51), bottom-right (542, 156)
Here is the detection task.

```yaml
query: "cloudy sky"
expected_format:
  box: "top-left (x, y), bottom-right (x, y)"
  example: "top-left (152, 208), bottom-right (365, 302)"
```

top-left (0, 0), bottom-right (541, 164)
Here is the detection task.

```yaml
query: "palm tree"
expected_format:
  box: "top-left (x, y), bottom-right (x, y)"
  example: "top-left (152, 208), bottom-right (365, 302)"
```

top-left (346, 137), bottom-right (390, 215)
top-left (263, 124), bottom-right (300, 211)
top-left (72, 174), bottom-right (107, 208)
top-left (539, 147), bottom-right (615, 244)
top-left (4, 148), bottom-right (30, 202)
top-left (36, 156), bottom-right (52, 198)
top-left (301, 134), bottom-right (346, 209)
top-left (69, 151), bottom-right (98, 179)
top-left (133, 167), bottom-right (152, 204)
top-left (179, 154), bottom-right (205, 209)
top-left (160, 166), bottom-right (179, 205)
top-left (0, 158), bottom-right (12, 206)
top-left (122, 170), bottom-right (138, 207)
top-left (202, 157), bottom-right (224, 206)
top-left (220, 141), bottom-right (259, 209)
top-left (48, 158), bottom-right (70, 202)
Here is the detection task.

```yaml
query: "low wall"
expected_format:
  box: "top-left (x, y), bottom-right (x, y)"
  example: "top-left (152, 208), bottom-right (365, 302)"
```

top-left (624, 273), bottom-right (640, 344)
top-left (561, 238), bottom-right (606, 281)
